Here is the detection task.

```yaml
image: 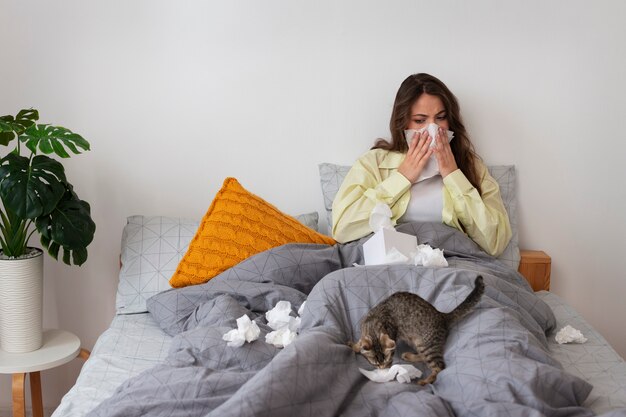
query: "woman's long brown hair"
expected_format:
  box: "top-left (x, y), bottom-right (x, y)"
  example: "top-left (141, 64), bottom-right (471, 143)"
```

top-left (373, 73), bottom-right (482, 194)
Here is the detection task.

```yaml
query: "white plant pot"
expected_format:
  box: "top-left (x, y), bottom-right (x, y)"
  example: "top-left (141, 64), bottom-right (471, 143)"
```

top-left (0, 248), bottom-right (43, 353)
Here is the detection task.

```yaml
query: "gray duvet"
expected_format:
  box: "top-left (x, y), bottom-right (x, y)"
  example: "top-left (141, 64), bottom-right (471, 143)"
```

top-left (86, 222), bottom-right (626, 417)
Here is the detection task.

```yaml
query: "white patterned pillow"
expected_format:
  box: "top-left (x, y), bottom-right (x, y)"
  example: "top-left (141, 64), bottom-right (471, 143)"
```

top-left (116, 212), bottom-right (320, 314)
top-left (318, 163), bottom-right (520, 270)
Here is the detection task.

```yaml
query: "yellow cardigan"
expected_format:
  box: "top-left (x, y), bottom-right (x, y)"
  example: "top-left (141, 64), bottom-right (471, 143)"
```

top-left (331, 149), bottom-right (512, 257)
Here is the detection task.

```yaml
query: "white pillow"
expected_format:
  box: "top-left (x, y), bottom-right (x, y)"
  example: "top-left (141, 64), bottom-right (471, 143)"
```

top-left (318, 163), bottom-right (520, 270)
top-left (115, 212), bottom-right (320, 314)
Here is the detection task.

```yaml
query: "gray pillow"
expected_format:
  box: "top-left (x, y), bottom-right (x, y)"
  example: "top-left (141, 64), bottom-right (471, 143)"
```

top-left (115, 212), bottom-right (320, 314)
top-left (293, 212), bottom-right (320, 232)
top-left (318, 162), bottom-right (520, 270)
top-left (485, 165), bottom-right (520, 270)
top-left (318, 163), bottom-right (352, 233)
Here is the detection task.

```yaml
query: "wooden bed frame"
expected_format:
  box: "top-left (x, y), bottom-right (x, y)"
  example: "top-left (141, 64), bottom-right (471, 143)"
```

top-left (519, 250), bottom-right (551, 291)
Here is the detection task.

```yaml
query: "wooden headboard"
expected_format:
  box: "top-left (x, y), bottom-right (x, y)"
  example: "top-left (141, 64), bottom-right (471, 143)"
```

top-left (518, 250), bottom-right (551, 291)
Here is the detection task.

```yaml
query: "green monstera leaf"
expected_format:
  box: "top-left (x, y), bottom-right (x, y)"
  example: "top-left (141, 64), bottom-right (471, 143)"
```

top-left (20, 124), bottom-right (90, 158)
top-left (0, 108), bottom-right (94, 264)
top-left (0, 109), bottom-right (39, 146)
top-left (36, 184), bottom-right (96, 266)
top-left (0, 153), bottom-right (67, 219)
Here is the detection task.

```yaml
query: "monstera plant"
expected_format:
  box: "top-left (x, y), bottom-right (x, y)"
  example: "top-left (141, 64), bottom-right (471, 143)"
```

top-left (0, 109), bottom-right (96, 266)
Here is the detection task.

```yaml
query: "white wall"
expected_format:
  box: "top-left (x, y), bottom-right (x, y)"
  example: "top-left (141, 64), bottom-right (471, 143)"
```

top-left (1, 0), bottom-right (625, 411)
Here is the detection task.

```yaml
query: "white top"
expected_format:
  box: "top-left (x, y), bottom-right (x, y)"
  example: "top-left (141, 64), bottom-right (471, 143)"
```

top-left (398, 175), bottom-right (444, 223)
top-left (0, 329), bottom-right (80, 374)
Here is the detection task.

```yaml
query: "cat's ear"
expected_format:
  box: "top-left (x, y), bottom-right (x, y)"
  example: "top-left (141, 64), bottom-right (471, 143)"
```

top-left (380, 333), bottom-right (396, 351)
top-left (351, 336), bottom-right (372, 353)
top-left (355, 336), bottom-right (373, 352)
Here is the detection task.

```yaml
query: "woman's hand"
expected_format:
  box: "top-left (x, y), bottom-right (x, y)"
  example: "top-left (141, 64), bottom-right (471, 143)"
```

top-left (397, 131), bottom-right (434, 183)
top-left (433, 126), bottom-right (458, 177)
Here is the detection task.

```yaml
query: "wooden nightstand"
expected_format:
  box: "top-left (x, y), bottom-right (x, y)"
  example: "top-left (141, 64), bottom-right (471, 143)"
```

top-left (518, 250), bottom-right (551, 291)
top-left (0, 329), bottom-right (91, 417)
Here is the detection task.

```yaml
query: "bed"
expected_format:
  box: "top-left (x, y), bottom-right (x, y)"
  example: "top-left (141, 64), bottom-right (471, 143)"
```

top-left (51, 165), bottom-right (626, 417)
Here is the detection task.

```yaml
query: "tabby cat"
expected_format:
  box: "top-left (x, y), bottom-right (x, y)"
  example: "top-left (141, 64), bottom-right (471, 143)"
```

top-left (350, 276), bottom-right (484, 385)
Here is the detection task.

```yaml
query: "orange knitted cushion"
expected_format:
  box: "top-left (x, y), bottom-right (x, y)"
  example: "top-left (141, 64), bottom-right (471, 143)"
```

top-left (169, 177), bottom-right (336, 288)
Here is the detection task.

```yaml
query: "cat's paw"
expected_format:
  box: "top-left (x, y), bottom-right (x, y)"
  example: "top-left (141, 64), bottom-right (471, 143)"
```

top-left (417, 377), bottom-right (436, 385)
top-left (417, 370), bottom-right (440, 385)
top-left (401, 352), bottom-right (423, 362)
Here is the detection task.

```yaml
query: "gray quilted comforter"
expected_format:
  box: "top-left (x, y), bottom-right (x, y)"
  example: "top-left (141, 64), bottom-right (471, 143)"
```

top-left (86, 222), bottom-right (626, 417)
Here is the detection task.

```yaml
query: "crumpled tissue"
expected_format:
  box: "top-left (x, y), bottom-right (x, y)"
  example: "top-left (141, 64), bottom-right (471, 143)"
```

top-left (369, 243), bottom-right (447, 267)
top-left (555, 325), bottom-right (587, 344)
top-left (404, 123), bottom-right (454, 183)
top-left (412, 244), bottom-right (448, 267)
top-left (265, 327), bottom-right (298, 348)
top-left (265, 301), bottom-right (302, 348)
top-left (266, 300), bottom-right (300, 331)
top-left (369, 202), bottom-right (394, 233)
top-left (222, 315), bottom-right (261, 347)
top-left (359, 364), bottom-right (423, 383)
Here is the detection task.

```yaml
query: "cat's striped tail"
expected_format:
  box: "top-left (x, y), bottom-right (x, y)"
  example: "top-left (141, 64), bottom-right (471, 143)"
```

top-left (446, 276), bottom-right (484, 324)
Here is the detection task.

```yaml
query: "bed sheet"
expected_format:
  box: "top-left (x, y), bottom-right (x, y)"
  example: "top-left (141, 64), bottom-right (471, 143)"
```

top-left (51, 313), bottom-right (172, 417)
top-left (52, 293), bottom-right (625, 417)
top-left (538, 291), bottom-right (626, 414)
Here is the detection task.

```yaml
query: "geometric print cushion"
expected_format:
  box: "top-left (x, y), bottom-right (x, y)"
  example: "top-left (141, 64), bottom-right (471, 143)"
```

top-left (116, 211), bottom-right (321, 314)
top-left (318, 162), bottom-right (520, 270)
top-left (116, 215), bottom-right (197, 315)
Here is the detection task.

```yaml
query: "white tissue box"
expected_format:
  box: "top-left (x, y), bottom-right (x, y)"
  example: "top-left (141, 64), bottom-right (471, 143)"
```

top-left (363, 228), bottom-right (418, 266)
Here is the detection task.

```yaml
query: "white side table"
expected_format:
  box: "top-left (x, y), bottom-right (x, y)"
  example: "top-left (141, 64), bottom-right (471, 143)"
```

top-left (0, 329), bottom-right (91, 417)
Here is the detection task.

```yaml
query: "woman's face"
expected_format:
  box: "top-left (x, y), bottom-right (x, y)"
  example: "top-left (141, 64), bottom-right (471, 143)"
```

top-left (405, 93), bottom-right (449, 130)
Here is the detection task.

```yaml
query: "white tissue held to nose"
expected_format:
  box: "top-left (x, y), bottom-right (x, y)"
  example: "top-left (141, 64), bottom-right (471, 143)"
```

top-left (404, 123), bottom-right (454, 148)
top-left (555, 325), bottom-right (587, 344)
top-left (404, 124), bottom-right (454, 183)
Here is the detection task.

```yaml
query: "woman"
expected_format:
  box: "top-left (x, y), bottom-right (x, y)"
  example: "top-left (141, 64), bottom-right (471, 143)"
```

top-left (331, 73), bottom-right (511, 257)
